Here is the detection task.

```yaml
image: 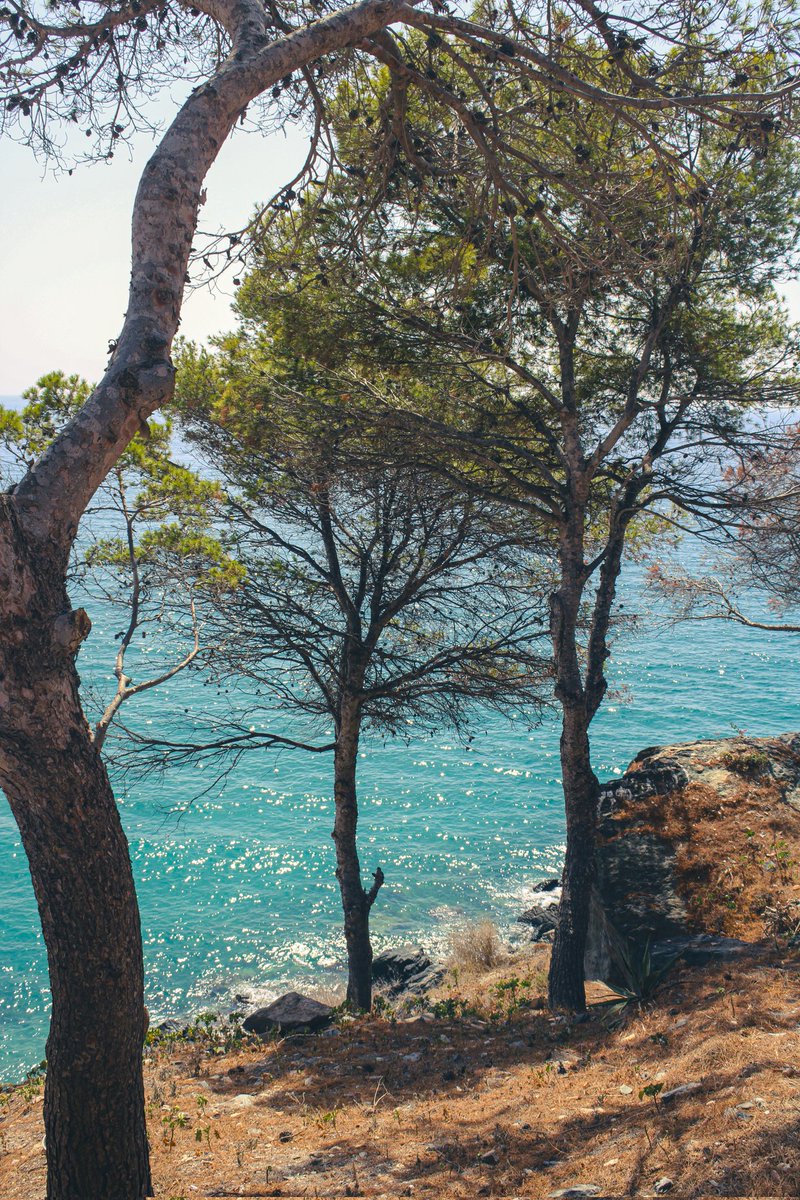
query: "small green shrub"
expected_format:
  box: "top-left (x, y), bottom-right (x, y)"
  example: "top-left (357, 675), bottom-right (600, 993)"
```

top-left (145, 1009), bottom-right (252, 1055)
top-left (161, 1105), bottom-right (189, 1148)
top-left (639, 1081), bottom-right (664, 1106)
top-left (372, 993), bottom-right (393, 1016)
top-left (600, 935), bottom-right (678, 1026)
top-left (18, 1061), bottom-right (46, 1104)
top-left (490, 974), bottom-right (540, 1019)
top-left (720, 749), bottom-right (771, 778)
top-left (431, 995), bottom-right (472, 1019)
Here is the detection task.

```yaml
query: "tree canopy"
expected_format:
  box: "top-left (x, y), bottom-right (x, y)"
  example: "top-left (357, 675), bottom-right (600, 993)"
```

top-left (0, 372), bottom-right (242, 748)
top-left (224, 50), bottom-right (800, 1009)
top-left (3, 0), bottom-right (800, 1191)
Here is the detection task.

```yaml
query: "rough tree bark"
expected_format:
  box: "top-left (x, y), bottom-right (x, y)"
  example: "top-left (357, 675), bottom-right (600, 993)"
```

top-left (547, 699), bottom-right (598, 1012)
top-left (547, 480), bottom-right (634, 1011)
top-left (13, 0), bottom-right (412, 536)
top-left (332, 694), bottom-right (383, 1009)
top-left (0, 2), bottom-right (413, 1196)
top-left (0, 500), bottom-right (151, 1197)
top-left (546, 506), bottom-right (600, 1012)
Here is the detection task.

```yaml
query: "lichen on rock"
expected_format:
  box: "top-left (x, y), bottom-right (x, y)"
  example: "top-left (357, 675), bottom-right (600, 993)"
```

top-left (586, 733), bottom-right (800, 981)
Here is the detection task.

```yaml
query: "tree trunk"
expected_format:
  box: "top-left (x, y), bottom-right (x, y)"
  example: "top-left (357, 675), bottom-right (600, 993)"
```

top-left (331, 699), bottom-right (383, 1010)
top-left (547, 487), bottom-right (598, 1013)
top-left (1, 7), bottom-right (427, 1196)
top-left (0, 501), bottom-right (151, 1200)
top-left (548, 702), bottom-right (599, 1012)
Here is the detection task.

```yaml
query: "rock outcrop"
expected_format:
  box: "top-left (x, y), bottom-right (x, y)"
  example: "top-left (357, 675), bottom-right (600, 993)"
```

top-left (519, 734), bottom-right (800, 982)
top-left (585, 732), bottom-right (800, 980)
top-left (372, 946), bottom-right (445, 998)
top-left (243, 991), bottom-right (334, 1035)
top-left (518, 879), bottom-right (561, 940)
top-left (517, 904), bottom-right (558, 940)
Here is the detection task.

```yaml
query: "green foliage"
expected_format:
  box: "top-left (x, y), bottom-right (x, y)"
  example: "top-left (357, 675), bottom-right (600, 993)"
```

top-left (153, 1093), bottom-right (220, 1154)
top-left (639, 1081), bottom-right (664, 1105)
top-left (430, 996), bottom-right (473, 1020)
top-left (144, 1009), bottom-right (252, 1054)
top-left (232, 42), bottom-right (800, 812)
top-left (161, 1106), bottom-right (189, 1149)
top-left (221, 147), bottom-right (798, 737)
top-left (600, 936), bottom-right (678, 1026)
top-left (720, 748), bottom-right (772, 778)
top-left (3, 373), bottom-right (239, 590)
top-left (1, 371), bottom-right (92, 460)
top-left (0, 407), bottom-right (23, 443)
top-left (2, 370), bottom-right (246, 746)
top-left (314, 1106), bottom-right (341, 1131)
top-left (251, 42), bottom-right (800, 476)
top-left (172, 310), bottom-right (551, 746)
top-left (490, 974), bottom-right (540, 1020)
top-left (17, 1061), bottom-right (46, 1104)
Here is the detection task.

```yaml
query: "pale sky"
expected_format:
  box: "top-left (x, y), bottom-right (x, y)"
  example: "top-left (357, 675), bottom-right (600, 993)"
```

top-left (0, 118), bottom-right (309, 396)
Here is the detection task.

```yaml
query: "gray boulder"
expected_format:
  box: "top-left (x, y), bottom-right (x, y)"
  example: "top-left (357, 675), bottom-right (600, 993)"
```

top-left (155, 1018), bottom-right (182, 1034)
top-left (532, 877), bottom-right (561, 893)
top-left (372, 946), bottom-right (444, 997)
top-left (586, 733), bottom-right (800, 982)
top-left (242, 991), bottom-right (333, 1035)
top-left (517, 904), bottom-right (558, 941)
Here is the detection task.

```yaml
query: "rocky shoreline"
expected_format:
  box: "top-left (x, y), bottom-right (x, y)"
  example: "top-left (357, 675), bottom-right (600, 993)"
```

top-left (153, 731), bottom-right (800, 1035)
top-left (519, 731), bottom-right (800, 982)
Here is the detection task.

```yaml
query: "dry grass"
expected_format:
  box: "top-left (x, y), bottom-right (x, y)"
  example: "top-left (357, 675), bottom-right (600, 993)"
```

top-left (2, 941), bottom-right (798, 1199)
top-left (601, 770), bottom-right (800, 941)
top-left (306, 980), bottom-right (347, 1008)
top-left (447, 918), bottom-right (506, 974)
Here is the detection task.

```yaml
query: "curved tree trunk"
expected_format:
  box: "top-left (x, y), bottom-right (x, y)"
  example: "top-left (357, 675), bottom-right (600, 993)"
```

top-left (332, 698), bottom-right (383, 1009)
top-left (547, 701), bottom-right (598, 1012)
top-left (13, 0), bottom-right (411, 542)
top-left (0, 6), bottom-right (411, 1196)
top-left (0, 501), bottom-right (151, 1199)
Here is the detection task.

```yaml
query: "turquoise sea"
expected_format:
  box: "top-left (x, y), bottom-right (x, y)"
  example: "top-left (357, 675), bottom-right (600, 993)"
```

top-left (1, 405), bottom-right (799, 1080)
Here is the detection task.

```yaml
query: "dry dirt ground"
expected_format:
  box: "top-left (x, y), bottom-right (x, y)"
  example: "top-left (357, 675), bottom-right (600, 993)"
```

top-left (2, 944), bottom-right (799, 1199)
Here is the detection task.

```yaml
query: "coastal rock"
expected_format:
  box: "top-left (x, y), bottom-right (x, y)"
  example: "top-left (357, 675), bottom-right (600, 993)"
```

top-left (517, 903), bottom-right (558, 941)
top-left (532, 877), bottom-right (562, 893)
top-left (242, 991), bottom-right (333, 1035)
top-left (372, 946), bottom-right (445, 998)
top-left (585, 733), bottom-right (800, 982)
top-left (156, 1018), bottom-right (182, 1034)
top-left (518, 877), bottom-right (562, 941)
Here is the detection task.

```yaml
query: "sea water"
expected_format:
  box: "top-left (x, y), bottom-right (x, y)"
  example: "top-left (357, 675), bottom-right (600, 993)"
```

top-left (1, 436), bottom-right (799, 1079)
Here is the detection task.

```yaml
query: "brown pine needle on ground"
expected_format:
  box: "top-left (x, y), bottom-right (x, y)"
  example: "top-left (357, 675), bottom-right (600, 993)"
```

top-left (1, 942), bottom-right (798, 1199)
